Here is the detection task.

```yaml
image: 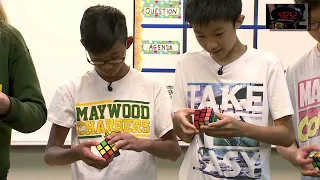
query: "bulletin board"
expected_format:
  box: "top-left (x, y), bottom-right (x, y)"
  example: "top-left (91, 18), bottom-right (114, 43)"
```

top-left (133, 0), bottom-right (317, 147)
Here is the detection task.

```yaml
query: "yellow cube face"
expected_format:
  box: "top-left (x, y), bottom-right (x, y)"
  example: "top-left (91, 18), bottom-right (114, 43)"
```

top-left (97, 145), bottom-right (103, 150)
top-left (199, 122), bottom-right (204, 126)
top-left (100, 149), bottom-right (106, 155)
top-left (104, 145), bottom-right (110, 151)
top-left (112, 145), bottom-right (118, 151)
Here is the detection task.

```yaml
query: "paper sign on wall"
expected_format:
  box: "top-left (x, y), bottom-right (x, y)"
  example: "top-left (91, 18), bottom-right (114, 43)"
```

top-left (142, 0), bottom-right (182, 19)
top-left (142, 40), bottom-right (180, 54)
top-left (166, 85), bottom-right (174, 99)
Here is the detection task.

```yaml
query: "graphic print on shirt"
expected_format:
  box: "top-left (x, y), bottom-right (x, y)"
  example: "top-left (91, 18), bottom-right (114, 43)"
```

top-left (188, 83), bottom-right (263, 179)
top-left (0, 84), bottom-right (2, 92)
top-left (297, 77), bottom-right (320, 142)
top-left (76, 100), bottom-right (150, 139)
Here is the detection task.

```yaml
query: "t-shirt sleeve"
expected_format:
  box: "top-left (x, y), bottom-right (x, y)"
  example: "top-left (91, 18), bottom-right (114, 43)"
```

top-left (172, 61), bottom-right (187, 113)
top-left (268, 60), bottom-right (294, 120)
top-left (154, 83), bottom-right (174, 138)
top-left (47, 83), bottom-right (75, 128)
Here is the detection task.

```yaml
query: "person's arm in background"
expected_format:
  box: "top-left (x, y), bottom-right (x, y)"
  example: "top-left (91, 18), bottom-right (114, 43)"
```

top-left (276, 65), bottom-right (320, 176)
top-left (0, 25), bottom-right (47, 133)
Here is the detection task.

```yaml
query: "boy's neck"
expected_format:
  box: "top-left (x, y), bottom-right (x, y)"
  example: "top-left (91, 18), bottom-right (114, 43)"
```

top-left (214, 38), bottom-right (247, 66)
top-left (318, 43), bottom-right (320, 52)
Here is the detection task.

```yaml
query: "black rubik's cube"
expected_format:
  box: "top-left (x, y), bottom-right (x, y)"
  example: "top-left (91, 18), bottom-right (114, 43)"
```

top-left (194, 108), bottom-right (217, 129)
top-left (309, 151), bottom-right (320, 170)
top-left (96, 138), bottom-right (120, 160)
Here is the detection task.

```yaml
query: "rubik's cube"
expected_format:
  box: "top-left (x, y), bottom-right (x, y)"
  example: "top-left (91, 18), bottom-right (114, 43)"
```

top-left (96, 138), bottom-right (120, 160)
top-left (309, 151), bottom-right (320, 170)
top-left (194, 108), bottom-right (217, 129)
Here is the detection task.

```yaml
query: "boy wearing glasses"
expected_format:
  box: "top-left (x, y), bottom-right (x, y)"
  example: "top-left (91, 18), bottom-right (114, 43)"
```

top-left (276, 0), bottom-right (320, 179)
top-left (43, 5), bottom-right (181, 180)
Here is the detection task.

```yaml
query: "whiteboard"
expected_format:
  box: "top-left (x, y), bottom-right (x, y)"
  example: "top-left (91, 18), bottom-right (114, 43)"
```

top-left (3, 0), bottom-right (134, 145)
top-left (3, 0), bottom-right (317, 145)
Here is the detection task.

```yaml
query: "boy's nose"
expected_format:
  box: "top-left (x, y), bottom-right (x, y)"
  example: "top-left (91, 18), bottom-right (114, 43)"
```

top-left (207, 42), bottom-right (218, 51)
top-left (102, 63), bottom-right (114, 70)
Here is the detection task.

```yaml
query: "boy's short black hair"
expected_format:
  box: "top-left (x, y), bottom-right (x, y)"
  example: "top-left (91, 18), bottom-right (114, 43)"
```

top-left (80, 5), bottom-right (128, 53)
top-left (185, 0), bottom-right (242, 26)
top-left (294, 0), bottom-right (320, 9)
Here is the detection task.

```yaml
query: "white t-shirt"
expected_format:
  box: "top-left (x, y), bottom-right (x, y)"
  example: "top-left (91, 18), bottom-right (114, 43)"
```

top-left (47, 67), bottom-right (173, 180)
top-left (286, 45), bottom-right (320, 180)
top-left (172, 47), bottom-right (294, 180)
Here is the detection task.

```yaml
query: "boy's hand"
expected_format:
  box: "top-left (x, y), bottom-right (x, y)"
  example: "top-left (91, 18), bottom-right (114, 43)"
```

top-left (201, 113), bottom-right (245, 138)
top-left (107, 132), bottom-right (146, 152)
top-left (291, 145), bottom-right (320, 176)
top-left (0, 92), bottom-right (11, 116)
top-left (74, 140), bottom-right (112, 170)
top-left (174, 108), bottom-right (199, 135)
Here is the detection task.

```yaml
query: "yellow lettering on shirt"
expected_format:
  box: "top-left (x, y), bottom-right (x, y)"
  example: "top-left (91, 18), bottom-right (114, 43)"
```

top-left (75, 100), bottom-right (151, 139)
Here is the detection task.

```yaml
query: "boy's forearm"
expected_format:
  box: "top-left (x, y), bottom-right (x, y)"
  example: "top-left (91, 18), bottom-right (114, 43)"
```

top-left (142, 139), bottom-right (181, 162)
top-left (44, 146), bottom-right (80, 166)
top-left (243, 122), bottom-right (295, 147)
top-left (276, 142), bottom-right (298, 166)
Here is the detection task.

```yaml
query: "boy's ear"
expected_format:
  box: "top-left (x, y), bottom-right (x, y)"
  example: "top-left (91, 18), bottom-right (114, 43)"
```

top-left (235, 15), bottom-right (245, 29)
top-left (126, 36), bottom-right (134, 49)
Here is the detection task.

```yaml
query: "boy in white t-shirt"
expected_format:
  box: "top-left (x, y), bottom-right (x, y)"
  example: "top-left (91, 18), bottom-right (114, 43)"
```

top-left (172, 0), bottom-right (295, 179)
top-left (276, 1), bottom-right (320, 179)
top-left (43, 5), bottom-right (181, 180)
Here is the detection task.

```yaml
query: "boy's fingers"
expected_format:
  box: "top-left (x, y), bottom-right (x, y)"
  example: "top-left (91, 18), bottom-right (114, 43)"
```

top-left (83, 140), bottom-right (100, 147)
top-left (184, 108), bottom-right (196, 115)
top-left (180, 118), bottom-right (197, 130)
top-left (214, 112), bottom-right (226, 120)
top-left (301, 145), bottom-right (319, 153)
top-left (297, 158), bottom-right (313, 165)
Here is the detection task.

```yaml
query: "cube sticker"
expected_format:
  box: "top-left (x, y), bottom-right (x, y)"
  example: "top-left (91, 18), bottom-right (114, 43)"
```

top-left (193, 107), bottom-right (217, 129)
top-left (96, 138), bottom-right (120, 160)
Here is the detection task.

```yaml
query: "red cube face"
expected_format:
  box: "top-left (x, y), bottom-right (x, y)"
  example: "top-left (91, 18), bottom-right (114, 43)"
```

top-left (194, 107), bottom-right (217, 128)
top-left (195, 110), bottom-right (200, 115)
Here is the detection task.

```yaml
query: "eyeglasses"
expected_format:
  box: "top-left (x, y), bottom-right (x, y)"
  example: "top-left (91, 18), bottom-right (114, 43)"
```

top-left (86, 50), bottom-right (126, 65)
top-left (310, 21), bottom-right (320, 30)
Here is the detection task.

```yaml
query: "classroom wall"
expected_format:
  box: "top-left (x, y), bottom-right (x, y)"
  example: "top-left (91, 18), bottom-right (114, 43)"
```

top-left (1, 0), bottom-right (317, 179)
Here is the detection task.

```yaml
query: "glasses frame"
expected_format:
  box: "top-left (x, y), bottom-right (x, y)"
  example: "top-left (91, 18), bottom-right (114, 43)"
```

top-left (86, 50), bottom-right (126, 65)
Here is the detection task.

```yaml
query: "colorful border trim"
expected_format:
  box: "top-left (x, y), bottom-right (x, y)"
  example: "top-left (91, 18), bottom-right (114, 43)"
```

top-left (134, 0), bottom-right (143, 71)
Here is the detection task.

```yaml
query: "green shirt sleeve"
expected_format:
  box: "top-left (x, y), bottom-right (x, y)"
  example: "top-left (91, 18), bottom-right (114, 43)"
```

top-left (0, 25), bottom-right (47, 133)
